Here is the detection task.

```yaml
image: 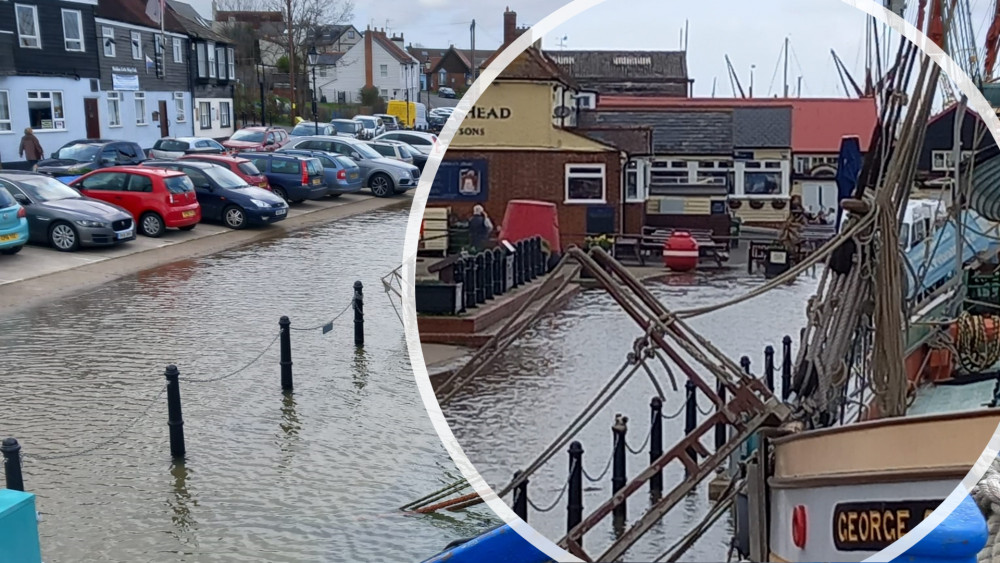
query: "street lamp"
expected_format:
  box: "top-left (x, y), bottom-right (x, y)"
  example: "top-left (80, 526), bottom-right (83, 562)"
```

top-left (256, 40), bottom-right (267, 126)
top-left (307, 45), bottom-right (319, 135)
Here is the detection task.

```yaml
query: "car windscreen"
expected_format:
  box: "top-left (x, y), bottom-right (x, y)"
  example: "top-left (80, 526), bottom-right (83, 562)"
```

top-left (164, 175), bottom-right (195, 194)
top-left (204, 166), bottom-right (248, 188)
top-left (53, 143), bottom-right (100, 162)
top-left (331, 121), bottom-right (357, 134)
top-left (398, 145), bottom-right (419, 158)
top-left (350, 142), bottom-right (382, 159)
top-left (291, 123), bottom-right (322, 136)
top-left (356, 117), bottom-right (375, 127)
top-left (156, 139), bottom-right (190, 152)
top-left (237, 162), bottom-right (261, 176)
top-left (17, 175), bottom-right (83, 201)
top-left (229, 130), bottom-right (265, 143)
top-left (370, 144), bottom-right (394, 157)
top-left (333, 156), bottom-right (357, 169)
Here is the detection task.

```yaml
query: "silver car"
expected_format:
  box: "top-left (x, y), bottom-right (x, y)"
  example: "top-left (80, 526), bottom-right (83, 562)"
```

top-left (365, 141), bottom-right (414, 165)
top-left (330, 119), bottom-right (363, 139)
top-left (353, 116), bottom-right (385, 139)
top-left (148, 137), bottom-right (227, 160)
top-left (373, 131), bottom-right (439, 156)
top-left (284, 135), bottom-right (420, 198)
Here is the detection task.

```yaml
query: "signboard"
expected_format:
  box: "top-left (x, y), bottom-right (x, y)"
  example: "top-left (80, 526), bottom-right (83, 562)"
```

top-left (112, 66), bottom-right (138, 73)
top-left (112, 73), bottom-right (140, 91)
top-left (832, 500), bottom-right (942, 551)
top-left (429, 159), bottom-right (489, 202)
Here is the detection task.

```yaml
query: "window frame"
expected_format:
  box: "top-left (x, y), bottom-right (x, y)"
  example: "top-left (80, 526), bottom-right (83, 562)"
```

top-left (107, 91), bottom-right (122, 128)
top-left (0, 90), bottom-right (11, 133)
top-left (227, 47), bottom-right (235, 80)
top-left (61, 9), bottom-right (85, 52)
top-left (134, 92), bottom-right (147, 126)
top-left (220, 101), bottom-right (231, 128)
top-left (215, 45), bottom-right (226, 79)
top-left (173, 92), bottom-right (185, 123)
top-left (564, 163), bottom-right (607, 204)
top-left (199, 101), bottom-right (211, 129)
top-left (14, 4), bottom-right (41, 49)
top-left (380, 64), bottom-right (389, 77)
top-left (130, 30), bottom-right (142, 60)
top-left (172, 37), bottom-right (183, 63)
top-left (102, 26), bottom-right (116, 57)
top-left (197, 42), bottom-right (208, 78)
top-left (733, 159), bottom-right (789, 198)
top-left (207, 41), bottom-right (217, 78)
top-left (26, 90), bottom-right (66, 131)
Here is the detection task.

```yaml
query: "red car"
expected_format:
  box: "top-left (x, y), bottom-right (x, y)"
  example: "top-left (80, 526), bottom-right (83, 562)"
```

top-left (69, 166), bottom-right (201, 238)
top-left (222, 126), bottom-right (289, 154)
top-left (179, 153), bottom-right (271, 191)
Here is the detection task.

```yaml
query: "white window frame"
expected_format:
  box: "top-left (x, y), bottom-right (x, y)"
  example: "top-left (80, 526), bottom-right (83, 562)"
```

top-left (380, 88), bottom-right (388, 98)
top-left (15, 4), bottom-right (41, 49)
top-left (734, 159), bottom-right (790, 198)
top-left (0, 91), bottom-right (11, 133)
top-left (199, 101), bottom-right (211, 129)
top-left (624, 160), bottom-right (648, 203)
top-left (196, 43), bottom-right (208, 78)
top-left (174, 92), bottom-right (185, 123)
top-left (931, 149), bottom-right (976, 172)
top-left (564, 163), bottom-right (607, 204)
top-left (215, 45), bottom-right (225, 79)
top-left (220, 101), bottom-right (231, 128)
top-left (107, 92), bottom-right (122, 128)
top-left (348, 30), bottom-right (355, 39)
top-left (227, 47), bottom-right (235, 79)
top-left (172, 37), bottom-right (183, 63)
top-left (61, 9), bottom-right (84, 52)
top-left (207, 41), bottom-right (217, 78)
top-left (134, 92), bottom-right (147, 125)
top-left (26, 91), bottom-right (66, 131)
top-left (102, 26), bottom-right (116, 57)
top-left (131, 31), bottom-right (142, 60)
top-left (380, 64), bottom-right (388, 77)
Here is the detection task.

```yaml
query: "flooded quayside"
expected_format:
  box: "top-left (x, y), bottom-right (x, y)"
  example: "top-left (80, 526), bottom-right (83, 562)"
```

top-left (442, 265), bottom-right (818, 561)
top-left (0, 208), bottom-right (496, 562)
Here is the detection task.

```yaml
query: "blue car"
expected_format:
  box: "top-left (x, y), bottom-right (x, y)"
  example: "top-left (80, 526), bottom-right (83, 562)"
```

top-left (277, 148), bottom-right (364, 196)
top-left (0, 187), bottom-right (29, 255)
top-left (140, 160), bottom-right (288, 229)
top-left (235, 152), bottom-right (328, 204)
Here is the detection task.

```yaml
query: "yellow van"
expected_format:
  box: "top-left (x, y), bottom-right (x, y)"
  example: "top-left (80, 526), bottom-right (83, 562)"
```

top-left (386, 100), bottom-right (427, 130)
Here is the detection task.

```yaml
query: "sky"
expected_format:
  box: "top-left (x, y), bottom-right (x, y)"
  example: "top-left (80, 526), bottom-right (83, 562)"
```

top-left (185, 0), bottom-right (997, 99)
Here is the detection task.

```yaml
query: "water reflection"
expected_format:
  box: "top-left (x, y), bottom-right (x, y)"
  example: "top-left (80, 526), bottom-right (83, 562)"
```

top-left (168, 461), bottom-right (197, 534)
top-left (353, 347), bottom-right (370, 391)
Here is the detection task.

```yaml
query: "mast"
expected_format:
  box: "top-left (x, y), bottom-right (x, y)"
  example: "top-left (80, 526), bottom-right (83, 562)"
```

top-left (724, 55), bottom-right (746, 98)
top-left (783, 36), bottom-right (789, 97)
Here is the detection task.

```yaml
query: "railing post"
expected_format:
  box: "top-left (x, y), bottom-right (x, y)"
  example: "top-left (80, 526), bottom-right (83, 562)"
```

top-left (474, 253), bottom-right (486, 304)
top-left (612, 414), bottom-right (628, 526)
top-left (781, 335), bottom-right (792, 401)
top-left (764, 345), bottom-right (776, 392)
top-left (740, 355), bottom-right (751, 375)
top-left (353, 281), bottom-right (364, 348)
top-left (684, 380), bottom-right (698, 474)
top-left (279, 316), bottom-right (293, 390)
top-left (164, 364), bottom-right (186, 458)
top-left (464, 257), bottom-right (477, 308)
top-left (482, 251), bottom-right (494, 301)
top-left (715, 380), bottom-right (727, 452)
top-left (535, 237), bottom-right (545, 276)
top-left (649, 397), bottom-right (663, 497)
top-left (527, 238), bottom-right (538, 281)
top-left (567, 441), bottom-right (584, 539)
top-left (513, 469), bottom-right (528, 523)
top-left (514, 241), bottom-right (524, 287)
top-left (493, 248), bottom-right (504, 296)
top-left (1, 437), bottom-right (24, 491)
top-left (453, 257), bottom-right (467, 313)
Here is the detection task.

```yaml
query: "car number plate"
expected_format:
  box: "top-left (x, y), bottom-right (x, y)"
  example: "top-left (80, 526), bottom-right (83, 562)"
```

top-left (312, 178), bottom-right (321, 185)
top-left (0, 233), bottom-right (17, 242)
top-left (275, 208), bottom-right (287, 216)
top-left (350, 173), bottom-right (358, 179)
top-left (116, 229), bottom-right (134, 240)
top-left (182, 210), bottom-right (196, 218)
top-left (259, 182), bottom-right (269, 188)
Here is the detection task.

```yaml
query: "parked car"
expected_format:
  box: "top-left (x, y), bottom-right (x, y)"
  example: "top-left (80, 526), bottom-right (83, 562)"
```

top-left (353, 116), bottom-right (384, 139)
top-left (0, 170), bottom-right (135, 251)
top-left (290, 121), bottom-right (337, 137)
top-left (69, 167), bottom-right (201, 238)
top-left (284, 136), bottom-right (420, 198)
top-left (378, 140), bottom-right (428, 171)
top-left (330, 119), bottom-right (364, 138)
top-left (235, 152), bottom-right (328, 203)
top-left (148, 137), bottom-right (227, 160)
top-left (365, 141), bottom-right (414, 165)
top-left (0, 186), bottom-right (28, 255)
top-left (277, 149), bottom-right (364, 196)
top-left (178, 154), bottom-right (272, 191)
top-left (438, 86), bottom-right (457, 98)
top-left (373, 131), bottom-right (439, 156)
top-left (140, 160), bottom-right (288, 229)
top-left (428, 112), bottom-right (449, 131)
top-left (374, 113), bottom-right (400, 131)
top-left (222, 126), bottom-right (289, 153)
top-left (36, 140), bottom-right (146, 179)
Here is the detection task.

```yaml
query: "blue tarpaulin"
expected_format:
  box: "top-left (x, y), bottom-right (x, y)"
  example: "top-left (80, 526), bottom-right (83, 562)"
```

top-left (421, 524), bottom-right (552, 563)
top-left (904, 210), bottom-right (1000, 299)
top-left (835, 136), bottom-right (863, 230)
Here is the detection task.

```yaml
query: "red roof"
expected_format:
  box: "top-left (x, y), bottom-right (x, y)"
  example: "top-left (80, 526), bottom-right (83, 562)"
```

top-left (597, 96), bottom-right (878, 153)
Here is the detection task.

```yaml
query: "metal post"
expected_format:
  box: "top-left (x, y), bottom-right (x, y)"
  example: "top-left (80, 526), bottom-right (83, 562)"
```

top-left (567, 441), bottom-right (584, 539)
top-left (714, 380), bottom-right (728, 452)
top-left (612, 414), bottom-right (628, 525)
top-left (464, 258), bottom-right (477, 308)
top-left (482, 251), bottom-right (494, 301)
top-left (164, 365), bottom-right (186, 458)
top-left (493, 248), bottom-right (504, 296)
top-left (513, 469), bottom-right (528, 522)
top-left (259, 62), bottom-right (266, 126)
top-left (353, 281), bottom-right (364, 348)
top-left (684, 380), bottom-right (697, 473)
top-left (764, 345), bottom-right (776, 392)
top-left (740, 355), bottom-right (751, 375)
top-left (279, 316), bottom-right (293, 390)
top-left (453, 258), bottom-right (467, 313)
top-left (781, 335), bottom-right (792, 401)
top-left (1, 437), bottom-right (24, 491)
top-left (312, 65), bottom-right (319, 136)
top-left (649, 397), bottom-right (663, 496)
top-left (475, 253), bottom-right (486, 304)
top-left (525, 239), bottom-right (536, 282)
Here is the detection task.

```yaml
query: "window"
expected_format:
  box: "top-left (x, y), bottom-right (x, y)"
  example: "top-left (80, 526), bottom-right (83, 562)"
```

top-left (348, 30), bottom-right (355, 39)
top-left (319, 66), bottom-right (328, 78)
top-left (131, 31), bottom-right (142, 60)
top-left (271, 158), bottom-right (299, 174)
top-left (27, 91), bottom-right (65, 130)
top-left (207, 42), bottom-right (217, 78)
top-left (197, 43), bottom-right (207, 77)
top-left (735, 160), bottom-right (788, 197)
top-left (128, 174), bottom-right (154, 193)
top-left (107, 92), bottom-right (122, 127)
top-left (62, 9), bottom-right (84, 52)
top-left (173, 38), bottom-right (183, 63)
top-left (216, 45), bottom-right (225, 79)
top-left (625, 161), bottom-right (639, 201)
top-left (380, 88), bottom-right (388, 98)
top-left (227, 47), bottom-right (235, 79)
top-left (0, 91), bottom-right (10, 132)
top-left (931, 149), bottom-right (976, 171)
top-left (199, 101), bottom-right (211, 129)
top-left (134, 92), bottom-right (147, 125)
top-left (153, 34), bottom-right (164, 77)
top-left (220, 101), bottom-right (231, 128)
top-left (102, 26), bottom-right (116, 57)
top-left (438, 69), bottom-right (446, 85)
top-left (81, 172), bottom-right (129, 191)
top-left (380, 64), bottom-right (388, 77)
top-left (15, 4), bottom-right (40, 48)
top-left (174, 92), bottom-right (185, 122)
top-left (565, 164), bottom-right (606, 203)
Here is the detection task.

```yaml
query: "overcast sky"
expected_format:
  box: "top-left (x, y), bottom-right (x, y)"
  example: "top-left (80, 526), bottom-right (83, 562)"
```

top-left (186, 0), bottom-right (994, 99)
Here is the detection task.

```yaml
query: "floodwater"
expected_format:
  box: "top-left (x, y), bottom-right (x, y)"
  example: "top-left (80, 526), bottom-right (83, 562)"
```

top-left (443, 265), bottom-right (822, 561)
top-left (1, 208), bottom-right (497, 562)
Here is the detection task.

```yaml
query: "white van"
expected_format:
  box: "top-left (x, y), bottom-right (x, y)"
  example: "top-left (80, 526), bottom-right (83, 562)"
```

top-left (413, 102), bottom-right (428, 131)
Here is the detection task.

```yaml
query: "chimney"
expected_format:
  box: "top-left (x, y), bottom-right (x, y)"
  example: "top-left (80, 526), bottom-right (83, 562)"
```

top-left (503, 7), bottom-right (517, 45)
top-left (365, 26), bottom-right (373, 87)
top-left (392, 32), bottom-right (404, 50)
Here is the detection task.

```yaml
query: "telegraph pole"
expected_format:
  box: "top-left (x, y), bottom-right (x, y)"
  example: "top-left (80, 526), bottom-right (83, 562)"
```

top-left (286, 0), bottom-right (296, 120)
top-left (470, 19), bottom-right (477, 82)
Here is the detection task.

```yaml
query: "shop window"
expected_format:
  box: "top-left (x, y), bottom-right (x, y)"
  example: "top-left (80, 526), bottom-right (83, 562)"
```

top-left (27, 91), bottom-right (65, 131)
top-left (744, 171), bottom-right (781, 195)
top-left (931, 149), bottom-right (975, 171)
top-left (565, 163), bottom-right (606, 203)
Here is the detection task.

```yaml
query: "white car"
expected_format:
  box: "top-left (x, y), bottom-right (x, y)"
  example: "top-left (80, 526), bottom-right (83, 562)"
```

top-left (353, 116), bottom-right (385, 140)
top-left (148, 137), bottom-right (227, 160)
top-left (373, 131), bottom-right (439, 156)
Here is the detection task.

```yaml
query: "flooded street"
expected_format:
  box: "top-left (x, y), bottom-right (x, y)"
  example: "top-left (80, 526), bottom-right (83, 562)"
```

top-left (444, 266), bottom-right (821, 561)
top-left (1, 208), bottom-right (495, 562)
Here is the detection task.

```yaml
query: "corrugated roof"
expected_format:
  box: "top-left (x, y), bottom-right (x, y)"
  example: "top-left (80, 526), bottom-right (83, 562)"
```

top-left (733, 106), bottom-right (791, 148)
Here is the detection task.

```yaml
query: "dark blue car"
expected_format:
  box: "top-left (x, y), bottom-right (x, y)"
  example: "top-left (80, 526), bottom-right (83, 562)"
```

top-left (140, 160), bottom-right (288, 229)
top-left (277, 148), bottom-right (364, 196)
top-left (236, 152), bottom-right (328, 204)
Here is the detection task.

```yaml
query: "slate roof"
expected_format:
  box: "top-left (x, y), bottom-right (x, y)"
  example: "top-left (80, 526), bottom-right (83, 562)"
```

top-left (167, 0), bottom-right (231, 43)
top-left (493, 47), bottom-right (578, 88)
top-left (547, 50), bottom-right (688, 81)
top-left (732, 106), bottom-right (791, 148)
top-left (368, 30), bottom-right (417, 64)
top-left (579, 110), bottom-right (733, 155)
top-left (576, 127), bottom-right (653, 155)
top-left (97, 0), bottom-right (187, 33)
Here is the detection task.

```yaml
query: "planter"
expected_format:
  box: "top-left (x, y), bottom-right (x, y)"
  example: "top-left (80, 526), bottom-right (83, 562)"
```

top-left (749, 199), bottom-right (765, 210)
top-left (416, 282), bottom-right (464, 315)
top-left (728, 199), bottom-right (743, 210)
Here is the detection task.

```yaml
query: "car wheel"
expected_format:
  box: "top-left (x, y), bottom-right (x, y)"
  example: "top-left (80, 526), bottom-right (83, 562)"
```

top-left (223, 205), bottom-right (247, 229)
top-left (0, 245), bottom-right (23, 255)
top-left (139, 212), bottom-right (165, 237)
top-left (369, 173), bottom-right (393, 198)
top-left (179, 225), bottom-right (196, 231)
top-left (49, 221), bottom-right (80, 252)
top-left (273, 187), bottom-right (289, 202)
top-left (328, 193), bottom-right (342, 198)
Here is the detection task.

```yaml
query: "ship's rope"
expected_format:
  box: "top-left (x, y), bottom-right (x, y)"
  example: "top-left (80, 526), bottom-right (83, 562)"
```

top-left (956, 312), bottom-right (1000, 374)
top-left (971, 457), bottom-right (1000, 563)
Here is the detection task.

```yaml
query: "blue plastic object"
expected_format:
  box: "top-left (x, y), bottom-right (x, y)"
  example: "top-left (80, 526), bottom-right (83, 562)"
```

top-left (891, 495), bottom-right (988, 563)
top-left (55, 175), bottom-right (80, 185)
top-left (0, 489), bottom-right (42, 563)
top-left (421, 524), bottom-right (552, 563)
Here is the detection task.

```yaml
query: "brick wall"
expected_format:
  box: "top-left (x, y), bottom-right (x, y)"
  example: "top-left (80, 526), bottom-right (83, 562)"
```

top-left (428, 149), bottom-right (624, 247)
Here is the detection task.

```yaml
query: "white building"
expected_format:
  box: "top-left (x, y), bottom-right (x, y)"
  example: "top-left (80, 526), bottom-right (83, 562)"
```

top-left (324, 27), bottom-right (419, 105)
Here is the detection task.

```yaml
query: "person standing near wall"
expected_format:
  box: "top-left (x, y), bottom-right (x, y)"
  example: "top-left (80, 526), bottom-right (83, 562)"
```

top-left (468, 204), bottom-right (494, 251)
top-left (19, 128), bottom-right (44, 171)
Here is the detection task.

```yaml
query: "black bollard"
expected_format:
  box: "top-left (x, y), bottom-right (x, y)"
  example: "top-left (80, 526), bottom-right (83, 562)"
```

top-left (474, 253), bottom-right (486, 304)
top-left (649, 398), bottom-right (663, 496)
top-left (513, 241), bottom-right (523, 287)
top-left (483, 251), bottom-right (494, 301)
top-left (279, 316), bottom-right (293, 390)
top-left (493, 248), bottom-right (504, 296)
top-left (453, 258), bottom-right (467, 313)
top-left (612, 414), bottom-right (628, 525)
top-left (464, 257), bottom-right (477, 308)
top-left (164, 365), bottom-right (186, 458)
top-left (567, 440), bottom-right (584, 538)
top-left (534, 237), bottom-right (543, 277)
top-left (526, 238), bottom-right (537, 282)
top-left (684, 380), bottom-right (698, 473)
top-left (740, 355), bottom-right (751, 375)
top-left (715, 380), bottom-right (727, 452)
top-left (513, 470), bottom-right (528, 523)
top-left (781, 335), bottom-right (793, 401)
top-left (764, 345), bottom-right (776, 392)
top-left (354, 281), bottom-right (364, 347)
top-left (1, 437), bottom-right (24, 491)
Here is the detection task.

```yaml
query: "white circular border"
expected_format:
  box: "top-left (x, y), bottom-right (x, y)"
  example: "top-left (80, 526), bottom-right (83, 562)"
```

top-left (399, 1), bottom-right (1000, 561)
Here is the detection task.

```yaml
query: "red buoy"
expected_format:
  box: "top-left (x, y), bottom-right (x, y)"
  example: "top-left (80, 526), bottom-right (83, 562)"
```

top-left (663, 231), bottom-right (699, 271)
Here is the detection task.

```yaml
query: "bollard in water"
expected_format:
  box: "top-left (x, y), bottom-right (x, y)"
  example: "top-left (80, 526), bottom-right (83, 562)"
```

top-left (513, 470), bottom-right (528, 523)
top-left (684, 380), bottom-right (698, 474)
top-left (483, 251), bottom-right (494, 300)
top-left (649, 398), bottom-right (663, 496)
top-left (740, 355), bottom-right (751, 375)
top-left (474, 253), bottom-right (486, 304)
top-left (764, 345), bottom-right (775, 392)
top-left (567, 441), bottom-right (584, 538)
top-left (1, 437), bottom-right (24, 491)
top-left (279, 316), bottom-right (293, 390)
top-left (164, 365), bottom-right (186, 458)
top-left (715, 380), bottom-right (727, 452)
top-left (781, 335), bottom-right (792, 401)
top-left (464, 258), bottom-right (477, 308)
top-left (353, 281), bottom-right (365, 348)
top-left (612, 414), bottom-right (628, 525)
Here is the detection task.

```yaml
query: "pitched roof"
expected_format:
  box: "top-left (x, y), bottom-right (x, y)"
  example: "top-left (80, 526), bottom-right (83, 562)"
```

top-left (546, 50), bottom-right (688, 80)
top-left (427, 46), bottom-right (496, 73)
top-left (308, 24), bottom-right (355, 46)
top-left (491, 46), bottom-right (578, 88)
top-left (167, 0), bottom-right (232, 43)
top-left (368, 29), bottom-right (417, 64)
top-left (317, 52), bottom-right (343, 66)
top-left (575, 126), bottom-right (654, 155)
top-left (733, 106), bottom-right (791, 148)
top-left (214, 10), bottom-right (283, 25)
top-left (97, 0), bottom-right (186, 34)
top-left (579, 109), bottom-right (733, 155)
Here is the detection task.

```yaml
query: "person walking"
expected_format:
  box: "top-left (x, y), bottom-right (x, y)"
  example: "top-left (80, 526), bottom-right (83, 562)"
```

top-left (19, 128), bottom-right (44, 171)
top-left (468, 204), bottom-right (493, 251)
